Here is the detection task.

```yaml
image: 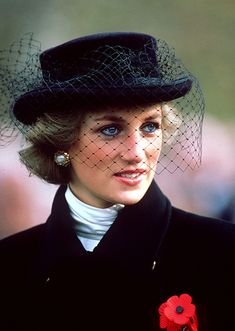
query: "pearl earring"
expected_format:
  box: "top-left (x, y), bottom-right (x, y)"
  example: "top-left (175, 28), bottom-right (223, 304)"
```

top-left (54, 151), bottom-right (70, 166)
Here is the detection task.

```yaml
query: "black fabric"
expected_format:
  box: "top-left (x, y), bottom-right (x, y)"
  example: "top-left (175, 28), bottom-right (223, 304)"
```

top-left (12, 32), bottom-right (193, 125)
top-left (40, 32), bottom-right (158, 81)
top-left (0, 181), bottom-right (234, 330)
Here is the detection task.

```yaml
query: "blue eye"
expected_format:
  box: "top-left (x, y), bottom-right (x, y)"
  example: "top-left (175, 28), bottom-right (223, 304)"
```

top-left (101, 126), bottom-right (120, 137)
top-left (142, 123), bottom-right (160, 133)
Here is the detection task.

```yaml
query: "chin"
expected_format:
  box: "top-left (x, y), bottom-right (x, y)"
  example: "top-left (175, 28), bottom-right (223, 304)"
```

top-left (114, 191), bottom-right (147, 206)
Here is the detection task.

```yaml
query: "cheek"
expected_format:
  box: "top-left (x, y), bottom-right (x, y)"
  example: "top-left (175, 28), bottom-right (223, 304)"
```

top-left (146, 137), bottom-right (162, 159)
top-left (70, 140), bottom-right (119, 170)
top-left (148, 149), bottom-right (161, 172)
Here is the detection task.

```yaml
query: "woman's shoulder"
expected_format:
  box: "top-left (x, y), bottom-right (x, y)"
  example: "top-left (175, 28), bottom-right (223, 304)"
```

top-left (170, 206), bottom-right (235, 250)
top-left (0, 223), bottom-right (46, 258)
top-left (172, 206), bottom-right (235, 231)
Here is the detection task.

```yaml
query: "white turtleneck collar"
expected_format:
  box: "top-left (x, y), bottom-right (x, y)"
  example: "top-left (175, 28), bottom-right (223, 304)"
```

top-left (65, 186), bottom-right (124, 251)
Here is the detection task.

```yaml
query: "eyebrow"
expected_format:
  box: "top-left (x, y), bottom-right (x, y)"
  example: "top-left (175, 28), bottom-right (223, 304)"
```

top-left (144, 113), bottom-right (162, 121)
top-left (94, 115), bottom-right (126, 123)
top-left (93, 112), bottom-right (161, 122)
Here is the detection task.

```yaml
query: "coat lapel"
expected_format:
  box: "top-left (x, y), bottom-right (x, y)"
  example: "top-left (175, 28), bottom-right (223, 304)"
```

top-left (94, 180), bottom-right (172, 272)
top-left (39, 180), bottom-right (172, 278)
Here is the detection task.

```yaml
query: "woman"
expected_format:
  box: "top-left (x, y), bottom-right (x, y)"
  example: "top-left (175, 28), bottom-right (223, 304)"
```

top-left (0, 32), bottom-right (234, 331)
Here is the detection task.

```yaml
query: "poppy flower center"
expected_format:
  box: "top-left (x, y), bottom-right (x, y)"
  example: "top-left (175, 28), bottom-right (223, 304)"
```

top-left (176, 305), bottom-right (184, 314)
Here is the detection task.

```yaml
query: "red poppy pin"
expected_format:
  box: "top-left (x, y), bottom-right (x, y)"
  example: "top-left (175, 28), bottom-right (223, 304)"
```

top-left (158, 293), bottom-right (198, 331)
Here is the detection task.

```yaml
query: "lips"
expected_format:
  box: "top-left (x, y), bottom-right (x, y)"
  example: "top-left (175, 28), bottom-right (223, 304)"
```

top-left (117, 173), bottom-right (141, 178)
top-left (114, 169), bottom-right (147, 185)
top-left (114, 169), bottom-right (146, 177)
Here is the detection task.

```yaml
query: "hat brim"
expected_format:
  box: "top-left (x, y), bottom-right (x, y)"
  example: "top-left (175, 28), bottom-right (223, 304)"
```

top-left (13, 77), bottom-right (192, 125)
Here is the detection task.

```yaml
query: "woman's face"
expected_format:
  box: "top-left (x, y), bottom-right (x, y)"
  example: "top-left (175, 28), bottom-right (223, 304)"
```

top-left (69, 105), bottom-right (162, 208)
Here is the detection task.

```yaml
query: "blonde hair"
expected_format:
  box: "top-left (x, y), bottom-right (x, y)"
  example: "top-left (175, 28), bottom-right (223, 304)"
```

top-left (19, 110), bottom-right (85, 184)
top-left (161, 103), bottom-right (182, 145)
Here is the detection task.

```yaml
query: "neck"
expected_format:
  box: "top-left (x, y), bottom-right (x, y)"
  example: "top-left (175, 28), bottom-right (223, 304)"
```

top-left (65, 186), bottom-right (124, 251)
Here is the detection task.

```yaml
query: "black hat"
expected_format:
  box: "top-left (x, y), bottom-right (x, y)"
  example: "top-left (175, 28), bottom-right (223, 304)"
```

top-left (12, 32), bottom-right (193, 125)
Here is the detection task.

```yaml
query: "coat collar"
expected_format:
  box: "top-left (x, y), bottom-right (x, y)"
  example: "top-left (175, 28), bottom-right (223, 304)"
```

top-left (39, 180), bottom-right (172, 278)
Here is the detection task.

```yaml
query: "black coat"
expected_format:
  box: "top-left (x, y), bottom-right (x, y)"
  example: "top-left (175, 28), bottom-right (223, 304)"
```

top-left (0, 181), bottom-right (234, 331)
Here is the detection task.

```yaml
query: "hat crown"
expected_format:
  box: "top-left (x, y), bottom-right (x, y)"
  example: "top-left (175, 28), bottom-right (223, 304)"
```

top-left (40, 32), bottom-right (158, 81)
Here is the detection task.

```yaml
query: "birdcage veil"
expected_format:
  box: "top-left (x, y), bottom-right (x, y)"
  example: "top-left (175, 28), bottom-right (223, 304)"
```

top-left (0, 32), bottom-right (204, 178)
top-left (0, 33), bottom-right (41, 144)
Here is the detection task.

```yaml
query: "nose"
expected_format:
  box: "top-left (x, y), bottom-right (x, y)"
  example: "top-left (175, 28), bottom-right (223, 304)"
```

top-left (120, 131), bottom-right (145, 163)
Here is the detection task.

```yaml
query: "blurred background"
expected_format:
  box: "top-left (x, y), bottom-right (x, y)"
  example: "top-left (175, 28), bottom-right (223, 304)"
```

top-left (0, 0), bottom-right (235, 238)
